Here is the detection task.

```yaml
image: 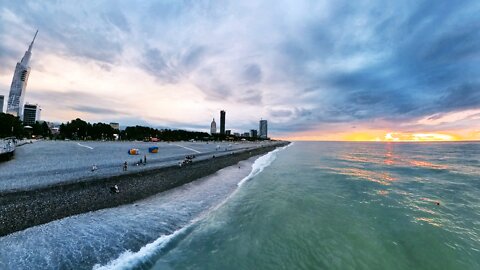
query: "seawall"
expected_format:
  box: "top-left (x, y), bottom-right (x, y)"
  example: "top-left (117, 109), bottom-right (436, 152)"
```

top-left (0, 142), bottom-right (289, 236)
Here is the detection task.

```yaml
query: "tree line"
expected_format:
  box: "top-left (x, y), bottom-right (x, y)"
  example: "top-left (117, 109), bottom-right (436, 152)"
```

top-left (120, 125), bottom-right (209, 141)
top-left (59, 118), bottom-right (116, 140)
top-left (59, 119), bottom-right (209, 141)
top-left (1, 115), bottom-right (255, 141)
top-left (0, 114), bottom-right (209, 141)
top-left (0, 113), bottom-right (51, 138)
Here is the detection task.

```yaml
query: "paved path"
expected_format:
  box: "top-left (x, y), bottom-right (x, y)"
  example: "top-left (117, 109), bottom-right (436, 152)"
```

top-left (0, 140), bottom-right (277, 191)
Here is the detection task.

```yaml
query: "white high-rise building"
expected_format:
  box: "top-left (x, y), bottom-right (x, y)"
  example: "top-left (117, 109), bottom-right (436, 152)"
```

top-left (23, 103), bottom-right (41, 126)
top-left (210, 118), bottom-right (217, 134)
top-left (259, 119), bottom-right (268, 139)
top-left (7, 30), bottom-right (38, 118)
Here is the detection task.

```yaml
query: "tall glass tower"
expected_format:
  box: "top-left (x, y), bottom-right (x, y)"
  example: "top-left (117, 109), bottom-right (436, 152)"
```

top-left (259, 119), bottom-right (268, 139)
top-left (7, 30), bottom-right (38, 118)
top-left (220, 110), bottom-right (226, 135)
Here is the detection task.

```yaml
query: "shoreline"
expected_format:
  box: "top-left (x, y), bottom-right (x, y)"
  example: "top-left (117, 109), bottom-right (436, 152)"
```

top-left (0, 141), bottom-right (289, 237)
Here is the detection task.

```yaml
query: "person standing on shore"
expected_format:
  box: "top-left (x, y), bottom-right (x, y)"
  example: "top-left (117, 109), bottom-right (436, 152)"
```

top-left (123, 161), bottom-right (128, 171)
top-left (144, 155), bottom-right (147, 164)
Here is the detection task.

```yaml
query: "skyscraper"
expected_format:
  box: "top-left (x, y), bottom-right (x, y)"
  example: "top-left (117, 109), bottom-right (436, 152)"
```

top-left (220, 110), bottom-right (226, 135)
top-left (0, 95), bottom-right (4, 113)
top-left (210, 118), bottom-right (217, 134)
top-left (23, 103), bottom-right (41, 126)
top-left (7, 30), bottom-right (38, 118)
top-left (259, 119), bottom-right (268, 139)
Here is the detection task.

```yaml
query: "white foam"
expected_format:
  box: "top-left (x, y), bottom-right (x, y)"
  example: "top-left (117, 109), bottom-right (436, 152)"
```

top-left (92, 143), bottom-right (291, 270)
top-left (92, 225), bottom-right (188, 270)
top-left (237, 143), bottom-right (292, 186)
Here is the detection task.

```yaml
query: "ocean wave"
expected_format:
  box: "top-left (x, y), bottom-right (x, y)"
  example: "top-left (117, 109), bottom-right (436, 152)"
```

top-left (92, 224), bottom-right (189, 270)
top-left (92, 144), bottom-right (291, 270)
top-left (237, 142), bottom-right (292, 186)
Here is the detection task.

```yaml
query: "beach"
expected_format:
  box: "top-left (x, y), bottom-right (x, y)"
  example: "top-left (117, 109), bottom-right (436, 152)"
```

top-left (0, 140), bottom-right (288, 236)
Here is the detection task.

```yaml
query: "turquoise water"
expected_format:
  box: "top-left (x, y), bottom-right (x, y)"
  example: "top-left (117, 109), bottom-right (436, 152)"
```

top-left (2, 142), bottom-right (479, 269)
top-left (151, 142), bottom-right (480, 269)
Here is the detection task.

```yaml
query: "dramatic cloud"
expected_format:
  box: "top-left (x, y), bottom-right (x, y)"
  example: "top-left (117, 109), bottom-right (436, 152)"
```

top-left (0, 0), bottom-right (479, 140)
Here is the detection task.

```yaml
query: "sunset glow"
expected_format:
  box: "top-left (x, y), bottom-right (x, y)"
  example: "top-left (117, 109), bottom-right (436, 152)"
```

top-left (280, 130), bottom-right (479, 142)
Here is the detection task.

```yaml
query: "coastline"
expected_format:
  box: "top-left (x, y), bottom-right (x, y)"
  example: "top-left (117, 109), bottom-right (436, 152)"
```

top-left (0, 141), bottom-right (289, 237)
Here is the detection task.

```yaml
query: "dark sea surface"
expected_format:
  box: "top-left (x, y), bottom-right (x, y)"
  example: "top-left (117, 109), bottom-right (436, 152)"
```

top-left (1, 142), bottom-right (479, 269)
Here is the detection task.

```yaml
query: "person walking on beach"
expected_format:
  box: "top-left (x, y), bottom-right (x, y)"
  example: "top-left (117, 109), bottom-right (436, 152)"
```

top-left (123, 161), bottom-right (128, 171)
top-left (144, 155), bottom-right (147, 164)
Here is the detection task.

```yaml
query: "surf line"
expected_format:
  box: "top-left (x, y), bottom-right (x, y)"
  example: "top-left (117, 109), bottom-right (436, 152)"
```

top-left (77, 142), bottom-right (94, 150)
top-left (172, 144), bottom-right (201, 153)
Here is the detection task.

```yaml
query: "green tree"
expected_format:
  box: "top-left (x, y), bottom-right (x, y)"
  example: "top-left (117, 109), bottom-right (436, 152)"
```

top-left (0, 113), bottom-right (25, 138)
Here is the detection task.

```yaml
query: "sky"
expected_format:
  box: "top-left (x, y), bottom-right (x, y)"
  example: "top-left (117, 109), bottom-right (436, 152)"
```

top-left (0, 0), bottom-right (479, 141)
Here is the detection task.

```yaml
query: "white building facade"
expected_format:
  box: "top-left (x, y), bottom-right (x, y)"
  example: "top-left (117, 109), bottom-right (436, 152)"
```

top-left (7, 30), bottom-right (38, 118)
top-left (210, 118), bottom-right (217, 134)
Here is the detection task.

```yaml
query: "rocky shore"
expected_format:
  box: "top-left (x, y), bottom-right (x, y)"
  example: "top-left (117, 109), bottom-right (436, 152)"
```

top-left (0, 142), bottom-right (289, 236)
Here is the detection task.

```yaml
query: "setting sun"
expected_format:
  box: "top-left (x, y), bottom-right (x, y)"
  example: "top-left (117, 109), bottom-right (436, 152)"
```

top-left (381, 132), bottom-right (461, 142)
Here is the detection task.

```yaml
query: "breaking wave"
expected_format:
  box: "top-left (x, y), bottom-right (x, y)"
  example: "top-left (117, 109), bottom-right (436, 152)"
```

top-left (93, 144), bottom-right (291, 270)
top-left (237, 142), bottom-right (292, 186)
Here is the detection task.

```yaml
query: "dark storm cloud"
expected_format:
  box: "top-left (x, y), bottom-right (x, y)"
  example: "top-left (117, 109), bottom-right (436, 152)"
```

top-left (269, 109), bottom-right (292, 118)
top-left (140, 45), bottom-right (210, 83)
top-left (437, 83), bottom-right (480, 111)
top-left (141, 48), bottom-right (178, 83)
top-left (236, 89), bottom-right (262, 105)
top-left (29, 90), bottom-right (110, 105)
top-left (0, 45), bottom-right (18, 73)
top-left (28, 90), bottom-right (129, 116)
top-left (242, 64), bottom-right (262, 85)
top-left (0, 1), bottom-right (125, 65)
top-left (1, 0), bottom-right (479, 135)
top-left (181, 46), bottom-right (207, 69)
top-left (267, 0), bottom-right (480, 132)
top-left (196, 80), bottom-right (233, 101)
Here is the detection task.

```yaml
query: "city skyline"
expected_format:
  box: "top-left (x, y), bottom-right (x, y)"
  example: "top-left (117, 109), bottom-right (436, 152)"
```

top-left (1, 1), bottom-right (479, 141)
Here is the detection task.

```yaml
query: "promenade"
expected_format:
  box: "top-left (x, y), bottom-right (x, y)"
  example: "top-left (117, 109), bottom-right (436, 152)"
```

top-left (0, 140), bottom-right (278, 192)
top-left (0, 140), bottom-right (288, 236)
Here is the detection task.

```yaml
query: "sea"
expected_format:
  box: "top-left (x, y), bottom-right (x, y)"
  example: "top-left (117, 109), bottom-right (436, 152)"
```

top-left (0, 142), bottom-right (479, 269)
